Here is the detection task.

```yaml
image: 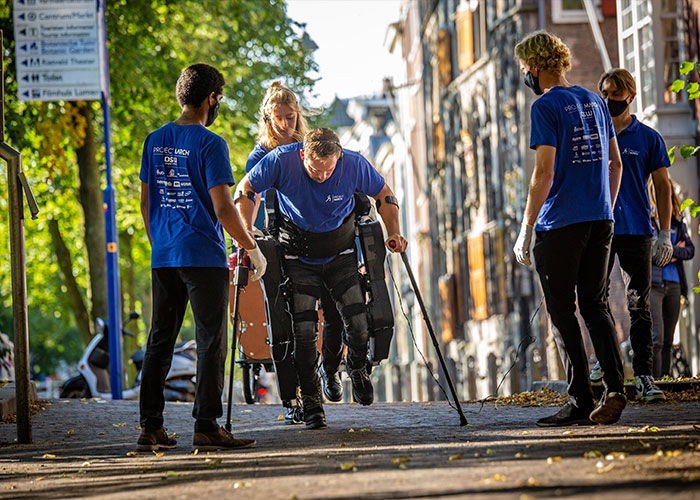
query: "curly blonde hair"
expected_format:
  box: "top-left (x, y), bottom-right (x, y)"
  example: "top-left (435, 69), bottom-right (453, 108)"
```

top-left (257, 81), bottom-right (309, 149)
top-left (515, 31), bottom-right (571, 76)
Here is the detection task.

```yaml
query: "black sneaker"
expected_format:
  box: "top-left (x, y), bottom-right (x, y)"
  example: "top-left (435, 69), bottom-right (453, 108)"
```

top-left (635, 375), bottom-right (666, 403)
top-left (302, 394), bottom-right (326, 429)
top-left (348, 365), bottom-right (374, 406)
top-left (284, 405), bottom-right (303, 425)
top-left (590, 391), bottom-right (626, 425)
top-left (536, 402), bottom-right (594, 427)
top-left (320, 365), bottom-right (343, 402)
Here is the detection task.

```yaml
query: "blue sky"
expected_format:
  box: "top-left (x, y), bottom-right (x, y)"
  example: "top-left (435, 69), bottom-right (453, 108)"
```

top-left (286, 0), bottom-right (404, 106)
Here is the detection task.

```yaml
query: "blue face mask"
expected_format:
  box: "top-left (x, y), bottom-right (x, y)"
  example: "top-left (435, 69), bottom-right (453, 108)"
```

top-left (524, 71), bottom-right (543, 96)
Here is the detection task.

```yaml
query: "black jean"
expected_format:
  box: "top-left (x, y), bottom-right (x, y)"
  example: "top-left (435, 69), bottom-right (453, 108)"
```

top-left (140, 267), bottom-right (228, 432)
top-left (606, 234), bottom-right (653, 376)
top-left (650, 281), bottom-right (682, 378)
top-left (534, 220), bottom-right (624, 410)
top-left (283, 252), bottom-right (369, 397)
top-left (319, 286), bottom-right (344, 374)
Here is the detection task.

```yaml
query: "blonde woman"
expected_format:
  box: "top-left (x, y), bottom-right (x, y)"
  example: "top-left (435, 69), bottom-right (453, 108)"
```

top-left (512, 31), bottom-right (626, 426)
top-left (246, 82), bottom-right (346, 424)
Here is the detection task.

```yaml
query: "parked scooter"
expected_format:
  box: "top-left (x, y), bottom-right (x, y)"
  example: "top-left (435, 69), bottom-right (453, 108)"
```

top-left (60, 312), bottom-right (196, 401)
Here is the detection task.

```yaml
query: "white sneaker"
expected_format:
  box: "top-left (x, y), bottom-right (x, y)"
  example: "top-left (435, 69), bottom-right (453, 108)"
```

top-left (590, 361), bottom-right (604, 386)
top-left (635, 375), bottom-right (666, 402)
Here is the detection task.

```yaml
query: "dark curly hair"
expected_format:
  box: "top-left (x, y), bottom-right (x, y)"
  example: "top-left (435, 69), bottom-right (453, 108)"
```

top-left (176, 64), bottom-right (225, 108)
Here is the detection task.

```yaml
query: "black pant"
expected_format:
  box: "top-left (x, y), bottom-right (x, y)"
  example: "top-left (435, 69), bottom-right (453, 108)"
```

top-left (283, 252), bottom-right (369, 397)
top-left (606, 234), bottom-right (653, 376)
top-left (320, 286), bottom-right (344, 374)
top-left (140, 267), bottom-right (228, 432)
top-left (534, 220), bottom-right (624, 409)
top-left (650, 281), bottom-right (682, 378)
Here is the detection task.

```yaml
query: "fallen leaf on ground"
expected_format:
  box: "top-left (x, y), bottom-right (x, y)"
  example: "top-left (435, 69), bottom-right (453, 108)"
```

top-left (546, 456), bottom-right (562, 464)
top-left (276, 415), bottom-right (284, 421)
top-left (562, 430), bottom-right (574, 436)
top-left (112, 423), bottom-right (127, 427)
top-left (36, 477), bottom-right (45, 481)
top-left (207, 458), bottom-right (223, 468)
top-left (126, 452), bottom-right (139, 457)
top-left (339, 442), bottom-right (347, 447)
top-left (167, 432), bottom-right (179, 438)
top-left (522, 431), bottom-right (528, 435)
top-left (399, 463), bottom-right (407, 469)
top-left (41, 454), bottom-right (56, 459)
top-left (526, 477), bottom-right (541, 486)
top-left (584, 450), bottom-right (603, 459)
top-left (448, 454), bottom-right (463, 461)
top-left (596, 461), bottom-right (615, 473)
top-left (192, 449), bottom-right (199, 456)
top-left (241, 410), bottom-right (251, 413)
top-left (134, 426), bottom-right (142, 430)
top-left (359, 428), bottom-right (371, 432)
top-left (340, 462), bottom-right (356, 471)
top-left (348, 429), bottom-right (355, 433)
top-left (485, 448), bottom-right (495, 455)
top-left (492, 474), bottom-right (507, 481)
top-left (605, 452), bottom-right (626, 461)
top-left (81, 461), bottom-right (91, 467)
top-left (66, 429), bottom-right (74, 436)
top-left (392, 457), bottom-right (410, 464)
top-left (97, 432), bottom-right (105, 435)
top-left (641, 425), bottom-right (661, 433)
top-left (514, 452), bottom-right (528, 459)
top-left (165, 470), bottom-right (178, 477)
top-left (153, 451), bottom-right (165, 458)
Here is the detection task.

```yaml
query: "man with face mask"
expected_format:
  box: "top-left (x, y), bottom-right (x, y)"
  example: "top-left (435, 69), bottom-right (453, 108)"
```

top-left (587, 68), bottom-right (672, 402)
top-left (234, 127), bottom-right (407, 429)
top-left (513, 32), bottom-right (627, 427)
top-left (137, 63), bottom-right (265, 451)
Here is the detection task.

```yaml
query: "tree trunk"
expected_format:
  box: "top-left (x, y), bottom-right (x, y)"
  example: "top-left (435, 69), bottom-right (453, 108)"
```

top-left (48, 218), bottom-right (93, 346)
top-left (75, 102), bottom-right (108, 322)
top-left (120, 230), bottom-right (137, 384)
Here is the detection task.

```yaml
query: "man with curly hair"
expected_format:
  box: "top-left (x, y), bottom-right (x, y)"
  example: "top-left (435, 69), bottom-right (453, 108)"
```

top-left (138, 63), bottom-right (264, 450)
top-left (513, 32), bottom-right (627, 426)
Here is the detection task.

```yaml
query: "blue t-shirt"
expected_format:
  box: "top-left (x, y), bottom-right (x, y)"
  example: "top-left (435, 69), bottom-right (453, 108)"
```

top-left (661, 228), bottom-right (681, 282)
top-left (529, 86), bottom-right (616, 231)
top-left (613, 116), bottom-right (670, 235)
top-left (248, 142), bottom-right (385, 263)
top-left (245, 143), bottom-right (271, 230)
top-left (139, 122), bottom-right (235, 268)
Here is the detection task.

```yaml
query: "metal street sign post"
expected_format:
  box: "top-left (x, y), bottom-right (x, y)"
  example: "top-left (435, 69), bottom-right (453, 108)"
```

top-left (13, 0), bottom-right (123, 399)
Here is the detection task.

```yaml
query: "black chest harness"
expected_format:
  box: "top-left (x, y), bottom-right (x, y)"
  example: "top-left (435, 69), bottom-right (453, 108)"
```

top-left (265, 189), bottom-right (370, 259)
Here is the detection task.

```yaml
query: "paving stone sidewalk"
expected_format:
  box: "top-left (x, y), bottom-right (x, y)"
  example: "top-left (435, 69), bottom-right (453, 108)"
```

top-left (0, 399), bottom-right (699, 499)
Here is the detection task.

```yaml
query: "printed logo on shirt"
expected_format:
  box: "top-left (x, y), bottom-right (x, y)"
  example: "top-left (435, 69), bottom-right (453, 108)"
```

top-left (621, 147), bottom-right (639, 156)
top-left (325, 194), bottom-right (344, 203)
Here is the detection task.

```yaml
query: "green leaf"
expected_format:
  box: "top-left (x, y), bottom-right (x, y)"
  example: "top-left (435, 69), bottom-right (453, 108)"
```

top-left (690, 91), bottom-right (700, 101)
top-left (693, 287), bottom-right (700, 294)
top-left (689, 82), bottom-right (700, 94)
top-left (680, 61), bottom-right (696, 75)
top-left (668, 146), bottom-right (676, 165)
top-left (681, 146), bottom-right (696, 159)
top-left (690, 205), bottom-right (700, 218)
top-left (671, 79), bottom-right (686, 93)
top-left (680, 199), bottom-right (696, 212)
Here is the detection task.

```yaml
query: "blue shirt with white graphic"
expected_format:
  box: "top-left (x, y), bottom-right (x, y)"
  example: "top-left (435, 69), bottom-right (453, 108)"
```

top-left (245, 143), bottom-right (271, 229)
top-left (248, 142), bottom-right (385, 263)
top-left (140, 122), bottom-right (234, 268)
top-left (529, 85), bottom-right (616, 231)
top-left (614, 115), bottom-right (670, 235)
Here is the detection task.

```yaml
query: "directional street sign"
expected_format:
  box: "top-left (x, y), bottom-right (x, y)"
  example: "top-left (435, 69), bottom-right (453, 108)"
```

top-left (13, 0), bottom-right (101, 102)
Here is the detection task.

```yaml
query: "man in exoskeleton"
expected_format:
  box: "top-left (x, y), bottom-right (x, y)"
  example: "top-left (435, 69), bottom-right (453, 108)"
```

top-left (234, 127), bottom-right (407, 429)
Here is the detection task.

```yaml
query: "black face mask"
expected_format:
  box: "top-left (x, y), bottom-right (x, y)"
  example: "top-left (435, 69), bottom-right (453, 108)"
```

top-left (606, 97), bottom-right (629, 118)
top-left (205, 97), bottom-right (220, 127)
top-left (524, 71), bottom-right (543, 96)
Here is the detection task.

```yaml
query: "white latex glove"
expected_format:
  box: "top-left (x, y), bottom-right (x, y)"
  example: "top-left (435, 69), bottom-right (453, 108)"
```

top-left (252, 227), bottom-right (265, 238)
top-left (513, 223), bottom-right (534, 266)
top-left (652, 229), bottom-right (673, 267)
top-left (246, 243), bottom-right (267, 281)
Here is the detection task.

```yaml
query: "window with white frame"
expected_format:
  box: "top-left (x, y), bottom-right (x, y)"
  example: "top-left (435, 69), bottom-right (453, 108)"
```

top-left (552, 0), bottom-right (602, 24)
top-left (618, 0), bottom-right (655, 114)
top-left (661, 0), bottom-right (685, 104)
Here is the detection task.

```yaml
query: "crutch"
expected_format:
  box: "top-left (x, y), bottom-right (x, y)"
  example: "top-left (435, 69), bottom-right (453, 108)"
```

top-left (388, 239), bottom-right (468, 426)
top-left (226, 247), bottom-right (248, 432)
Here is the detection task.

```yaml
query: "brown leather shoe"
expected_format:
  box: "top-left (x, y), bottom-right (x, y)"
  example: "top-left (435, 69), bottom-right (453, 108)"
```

top-left (193, 426), bottom-right (256, 451)
top-left (136, 427), bottom-right (177, 451)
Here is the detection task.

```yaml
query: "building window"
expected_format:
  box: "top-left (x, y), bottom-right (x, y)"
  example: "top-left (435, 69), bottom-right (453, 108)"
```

top-left (455, 0), bottom-right (484, 73)
top-left (552, 0), bottom-right (603, 24)
top-left (618, 0), bottom-right (655, 114)
top-left (661, 0), bottom-right (685, 104)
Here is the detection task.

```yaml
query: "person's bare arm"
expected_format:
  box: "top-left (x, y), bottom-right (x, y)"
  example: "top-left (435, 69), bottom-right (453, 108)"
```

top-left (374, 184), bottom-right (407, 253)
top-left (140, 182), bottom-right (151, 246)
top-left (233, 174), bottom-right (258, 233)
top-left (523, 145), bottom-right (556, 225)
top-left (209, 184), bottom-right (256, 249)
top-left (608, 136), bottom-right (623, 207)
top-left (651, 167), bottom-right (672, 231)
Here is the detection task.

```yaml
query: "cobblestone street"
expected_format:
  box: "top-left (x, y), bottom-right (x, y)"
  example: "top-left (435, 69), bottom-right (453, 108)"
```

top-left (1, 399), bottom-right (699, 499)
